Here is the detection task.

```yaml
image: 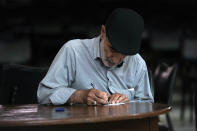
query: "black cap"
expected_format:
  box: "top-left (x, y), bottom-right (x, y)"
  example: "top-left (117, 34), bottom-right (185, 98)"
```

top-left (105, 8), bottom-right (144, 55)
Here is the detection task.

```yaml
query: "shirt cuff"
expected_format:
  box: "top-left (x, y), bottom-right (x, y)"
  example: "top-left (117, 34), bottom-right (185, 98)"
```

top-left (49, 87), bottom-right (76, 105)
top-left (121, 89), bottom-right (135, 100)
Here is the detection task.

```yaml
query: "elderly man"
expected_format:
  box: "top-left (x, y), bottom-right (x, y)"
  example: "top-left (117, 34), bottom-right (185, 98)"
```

top-left (37, 8), bottom-right (153, 105)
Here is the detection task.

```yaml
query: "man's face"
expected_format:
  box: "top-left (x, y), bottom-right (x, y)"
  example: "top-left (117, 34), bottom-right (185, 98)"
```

top-left (100, 25), bottom-right (126, 68)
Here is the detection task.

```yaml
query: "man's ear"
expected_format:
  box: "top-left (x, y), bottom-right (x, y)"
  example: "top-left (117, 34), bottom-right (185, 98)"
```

top-left (100, 25), bottom-right (106, 40)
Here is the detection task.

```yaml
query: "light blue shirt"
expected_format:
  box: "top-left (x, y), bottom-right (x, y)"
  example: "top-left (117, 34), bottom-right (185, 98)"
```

top-left (37, 36), bottom-right (153, 105)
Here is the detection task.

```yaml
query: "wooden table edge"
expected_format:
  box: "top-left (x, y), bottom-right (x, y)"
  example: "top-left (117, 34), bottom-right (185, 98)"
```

top-left (0, 104), bottom-right (171, 127)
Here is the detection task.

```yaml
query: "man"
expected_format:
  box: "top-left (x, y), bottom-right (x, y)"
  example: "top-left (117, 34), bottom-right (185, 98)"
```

top-left (37, 8), bottom-right (153, 105)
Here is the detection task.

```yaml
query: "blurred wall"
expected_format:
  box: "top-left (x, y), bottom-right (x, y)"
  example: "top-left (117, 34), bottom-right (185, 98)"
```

top-left (0, 0), bottom-right (197, 67)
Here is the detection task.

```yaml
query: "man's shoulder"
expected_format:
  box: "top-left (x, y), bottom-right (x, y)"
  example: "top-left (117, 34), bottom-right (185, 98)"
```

top-left (59, 37), bottom-right (97, 59)
top-left (126, 54), bottom-right (147, 69)
top-left (128, 54), bottom-right (145, 64)
top-left (62, 39), bottom-right (82, 48)
top-left (62, 37), bottom-right (96, 49)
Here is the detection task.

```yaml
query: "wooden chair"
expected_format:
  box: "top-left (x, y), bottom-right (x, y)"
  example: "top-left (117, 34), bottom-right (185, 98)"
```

top-left (154, 62), bottom-right (178, 131)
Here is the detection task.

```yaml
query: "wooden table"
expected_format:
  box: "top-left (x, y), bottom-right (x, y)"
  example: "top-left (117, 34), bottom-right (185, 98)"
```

top-left (0, 102), bottom-right (171, 131)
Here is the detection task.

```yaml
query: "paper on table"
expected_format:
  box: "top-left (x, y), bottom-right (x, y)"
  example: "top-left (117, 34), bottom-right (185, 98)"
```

top-left (104, 100), bottom-right (137, 106)
top-left (105, 102), bottom-right (126, 106)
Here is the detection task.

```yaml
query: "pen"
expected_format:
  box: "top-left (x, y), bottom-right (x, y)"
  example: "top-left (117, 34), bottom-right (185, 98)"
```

top-left (55, 107), bottom-right (65, 112)
top-left (90, 83), bottom-right (109, 104)
top-left (90, 83), bottom-right (95, 88)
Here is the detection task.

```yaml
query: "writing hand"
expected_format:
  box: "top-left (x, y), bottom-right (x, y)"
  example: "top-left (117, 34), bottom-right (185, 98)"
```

top-left (87, 88), bottom-right (110, 105)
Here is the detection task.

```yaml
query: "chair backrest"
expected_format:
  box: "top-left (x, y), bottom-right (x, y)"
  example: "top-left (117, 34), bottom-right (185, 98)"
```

top-left (0, 64), bottom-right (48, 105)
top-left (153, 63), bottom-right (178, 105)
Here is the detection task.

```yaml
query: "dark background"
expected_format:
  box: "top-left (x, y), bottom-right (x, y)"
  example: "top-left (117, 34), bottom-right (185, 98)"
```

top-left (1, 0), bottom-right (197, 68)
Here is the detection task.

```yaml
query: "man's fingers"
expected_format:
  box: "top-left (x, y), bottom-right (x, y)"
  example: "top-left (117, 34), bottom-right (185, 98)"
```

top-left (112, 95), bottom-right (121, 104)
top-left (95, 91), bottom-right (109, 101)
top-left (109, 93), bottom-right (128, 104)
top-left (109, 95), bottom-right (114, 104)
top-left (87, 96), bottom-right (108, 105)
top-left (121, 97), bottom-right (130, 103)
top-left (118, 97), bottom-right (129, 103)
top-left (95, 96), bottom-right (108, 104)
top-left (87, 91), bottom-right (129, 105)
top-left (116, 95), bottom-right (126, 103)
top-left (87, 97), bottom-right (94, 105)
top-left (87, 89), bottom-right (109, 105)
top-left (87, 98), bottom-right (101, 105)
top-left (109, 94), bottom-right (118, 104)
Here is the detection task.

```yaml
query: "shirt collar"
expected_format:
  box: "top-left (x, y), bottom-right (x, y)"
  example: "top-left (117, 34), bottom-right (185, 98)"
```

top-left (92, 35), bottom-right (101, 60)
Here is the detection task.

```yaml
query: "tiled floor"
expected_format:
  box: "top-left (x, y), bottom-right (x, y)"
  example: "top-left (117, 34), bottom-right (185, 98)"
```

top-left (159, 92), bottom-right (195, 131)
top-left (160, 106), bottom-right (195, 131)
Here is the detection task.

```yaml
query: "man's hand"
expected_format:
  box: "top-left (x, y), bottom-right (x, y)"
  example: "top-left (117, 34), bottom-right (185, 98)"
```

top-left (108, 93), bottom-right (129, 104)
top-left (87, 88), bottom-right (110, 105)
top-left (67, 89), bottom-right (110, 105)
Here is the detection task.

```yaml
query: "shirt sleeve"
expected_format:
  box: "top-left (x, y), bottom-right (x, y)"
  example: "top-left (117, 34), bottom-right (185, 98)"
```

top-left (134, 62), bottom-right (154, 102)
top-left (37, 42), bottom-right (76, 105)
